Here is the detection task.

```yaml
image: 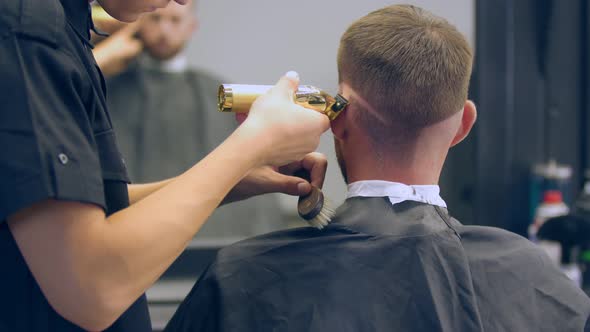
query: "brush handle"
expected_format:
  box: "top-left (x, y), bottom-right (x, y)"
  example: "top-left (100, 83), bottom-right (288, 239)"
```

top-left (293, 169), bottom-right (324, 220)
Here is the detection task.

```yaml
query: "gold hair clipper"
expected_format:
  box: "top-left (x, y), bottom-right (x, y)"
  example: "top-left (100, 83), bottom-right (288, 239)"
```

top-left (218, 84), bottom-right (348, 121)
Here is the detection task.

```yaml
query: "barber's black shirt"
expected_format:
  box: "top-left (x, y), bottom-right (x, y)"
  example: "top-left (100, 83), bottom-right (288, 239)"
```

top-left (0, 0), bottom-right (151, 330)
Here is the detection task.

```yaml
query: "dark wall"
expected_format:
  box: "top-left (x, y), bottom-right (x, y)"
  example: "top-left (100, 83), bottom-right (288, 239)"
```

top-left (586, 0), bottom-right (590, 170)
top-left (441, 0), bottom-right (589, 235)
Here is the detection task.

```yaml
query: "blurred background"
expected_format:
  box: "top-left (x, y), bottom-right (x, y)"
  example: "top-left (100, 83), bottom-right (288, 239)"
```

top-left (92, 0), bottom-right (590, 329)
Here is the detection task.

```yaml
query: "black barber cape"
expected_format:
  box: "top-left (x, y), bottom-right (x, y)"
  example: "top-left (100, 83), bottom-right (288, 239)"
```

top-left (0, 0), bottom-right (150, 330)
top-left (166, 198), bottom-right (590, 332)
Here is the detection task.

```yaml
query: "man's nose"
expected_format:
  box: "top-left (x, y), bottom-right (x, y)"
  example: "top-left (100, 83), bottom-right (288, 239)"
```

top-left (157, 19), bottom-right (174, 35)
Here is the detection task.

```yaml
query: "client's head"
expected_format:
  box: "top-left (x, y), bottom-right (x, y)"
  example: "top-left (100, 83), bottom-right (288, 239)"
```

top-left (138, 0), bottom-right (197, 61)
top-left (333, 4), bottom-right (476, 184)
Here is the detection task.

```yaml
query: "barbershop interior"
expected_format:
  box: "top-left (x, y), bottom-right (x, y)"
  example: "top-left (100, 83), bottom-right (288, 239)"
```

top-left (5, 0), bottom-right (590, 330)
top-left (88, 0), bottom-right (590, 329)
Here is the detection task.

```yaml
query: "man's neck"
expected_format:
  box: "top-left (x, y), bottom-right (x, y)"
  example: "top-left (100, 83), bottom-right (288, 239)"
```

top-left (140, 52), bottom-right (188, 73)
top-left (342, 136), bottom-right (449, 186)
top-left (339, 109), bottom-right (461, 186)
top-left (345, 158), bottom-right (444, 185)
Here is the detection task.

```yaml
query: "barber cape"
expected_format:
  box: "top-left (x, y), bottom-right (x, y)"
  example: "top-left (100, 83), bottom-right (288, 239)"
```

top-left (165, 195), bottom-right (590, 331)
top-left (106, 54), bottom-right (281, 237)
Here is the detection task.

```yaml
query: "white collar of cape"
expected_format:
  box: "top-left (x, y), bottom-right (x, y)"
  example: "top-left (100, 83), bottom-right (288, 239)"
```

top-left (139, 52), bottom-right (188, 73)
top-left (346, 180), bottom-right (447, 208)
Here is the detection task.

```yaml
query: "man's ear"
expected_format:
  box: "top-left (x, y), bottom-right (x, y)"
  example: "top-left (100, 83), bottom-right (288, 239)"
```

top-left (450, 100), bottom-right (477, 147)
top-left (330, 107), bottom-right (349, 140)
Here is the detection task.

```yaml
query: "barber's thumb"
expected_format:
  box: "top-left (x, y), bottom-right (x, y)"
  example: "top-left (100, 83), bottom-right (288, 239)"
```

top-left (272, 173), bottom-right (311, 196)
top-left (271, 71), bottom-right (300, 99)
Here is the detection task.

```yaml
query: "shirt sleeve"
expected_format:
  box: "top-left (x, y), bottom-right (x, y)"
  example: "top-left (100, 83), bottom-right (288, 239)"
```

top-left (0, 33), bottom-right (105, 221)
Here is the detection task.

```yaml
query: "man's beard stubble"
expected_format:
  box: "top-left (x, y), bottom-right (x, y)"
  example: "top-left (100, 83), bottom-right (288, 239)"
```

top-left (145, 38), bottom-right (185, 61)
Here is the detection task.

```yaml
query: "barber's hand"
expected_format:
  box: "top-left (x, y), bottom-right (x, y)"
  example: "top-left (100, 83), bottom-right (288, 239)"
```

top-left (238, 71), bottom-right (330, 168)
top-left (223, 152), bottom-right (328, 204)
top-left (93, 23), bottom-right (143, 78)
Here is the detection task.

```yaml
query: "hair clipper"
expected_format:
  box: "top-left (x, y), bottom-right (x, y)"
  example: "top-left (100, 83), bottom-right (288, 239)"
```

top-left (218, 84), bottom-right (348, 121)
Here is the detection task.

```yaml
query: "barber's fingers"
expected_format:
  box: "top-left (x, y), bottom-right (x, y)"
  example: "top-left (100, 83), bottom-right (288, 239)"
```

top-left (244, 166), bottom-right (311, 197)
top-left (301, 152), bottom-right (328, 189)
top-left (115, 21), bottom-right (141, 37)
top-left (279, 152), bottom-right (328, 189)
top-left (270, 172), bottom-right (312, 196)
top-left (126, 39), bottom-right (143, 54)
top-left (268, 71), bottom-right (300, 101)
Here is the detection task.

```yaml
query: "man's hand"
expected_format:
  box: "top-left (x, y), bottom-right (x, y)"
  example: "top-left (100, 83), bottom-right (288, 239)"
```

top-left (93, 23), bottom-right (143, 78)
top-left (223, 152), bottom-right (328, 204)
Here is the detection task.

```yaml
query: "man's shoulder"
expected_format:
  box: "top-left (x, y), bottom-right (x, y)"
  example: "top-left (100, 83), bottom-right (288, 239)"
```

top-left (0, 0), bottom-right (66, 46)
top-left (186, 68), bottom-right (223, 86)
top-left (458, 224), bottom-right (538, 252)
top-left (458, 223), bottom-right (529, 243)
top-left (208, 226), bottom-right (357, 272)
top-left (456, 224), bottom-right (553, 267)
top-left (458, 223), bottom-right (589, 296)
top-left (458, 224), bottom-right (590, 329)
top-left (452, 222), bottom-right (578, 291)
top-left (215, 227), bottom-right (325, 262)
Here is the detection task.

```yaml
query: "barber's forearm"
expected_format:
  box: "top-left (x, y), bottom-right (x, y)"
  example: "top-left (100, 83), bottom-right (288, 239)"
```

top-left (88, 127), bottom-right (263, 320)
top-left (7, 126), bottom-right (267, 331)
top-left (127, 179), bottom-right (175, 205)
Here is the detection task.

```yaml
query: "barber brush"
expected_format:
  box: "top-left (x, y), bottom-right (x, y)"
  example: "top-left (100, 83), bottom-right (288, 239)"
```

top-left (217, 84), bottom-right (348, 120)
top-left (293, 169), bottom-right (335, 229)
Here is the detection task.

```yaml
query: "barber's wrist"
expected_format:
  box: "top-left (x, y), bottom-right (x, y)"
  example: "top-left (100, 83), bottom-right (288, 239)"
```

top-left (230, 120), bottom-right (274, 169)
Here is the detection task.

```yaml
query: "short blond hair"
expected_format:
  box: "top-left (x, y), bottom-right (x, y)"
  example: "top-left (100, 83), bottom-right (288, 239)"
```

top-left (338, 5), bottom-right (473, 145)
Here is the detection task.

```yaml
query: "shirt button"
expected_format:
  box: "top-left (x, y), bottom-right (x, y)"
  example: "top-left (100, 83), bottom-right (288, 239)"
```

top-left (58, 153), bottom-right (69, 165)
